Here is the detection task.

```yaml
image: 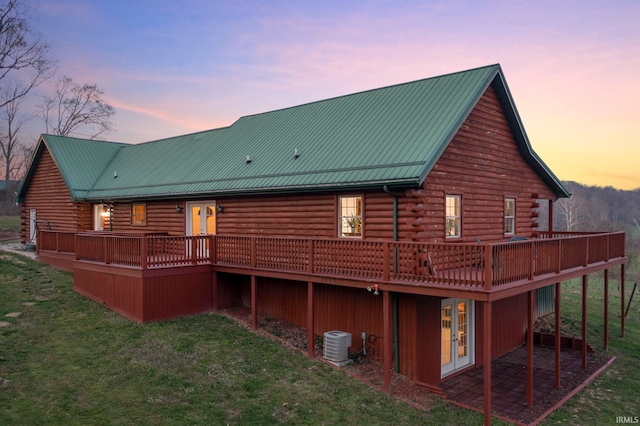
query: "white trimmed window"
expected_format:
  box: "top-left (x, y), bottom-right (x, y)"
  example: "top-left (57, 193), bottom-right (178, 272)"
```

top-left (445, 195), bottom-right (461, 238)
top-left (339, 195), bottom-right (362, 237)
top-left (504, 198), bottom-right (515, 235)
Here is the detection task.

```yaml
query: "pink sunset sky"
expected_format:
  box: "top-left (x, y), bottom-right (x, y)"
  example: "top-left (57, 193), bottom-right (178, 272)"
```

top-left (31, 0), bottom-right (640, 190)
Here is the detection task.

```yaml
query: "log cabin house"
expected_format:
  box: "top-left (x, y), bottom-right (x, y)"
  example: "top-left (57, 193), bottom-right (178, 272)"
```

top-left (17, 64), bottom-right (627, 424)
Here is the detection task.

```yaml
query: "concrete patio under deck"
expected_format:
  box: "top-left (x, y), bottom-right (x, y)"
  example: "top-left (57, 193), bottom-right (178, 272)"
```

top-left (440, 345), bottom-right (614, 425)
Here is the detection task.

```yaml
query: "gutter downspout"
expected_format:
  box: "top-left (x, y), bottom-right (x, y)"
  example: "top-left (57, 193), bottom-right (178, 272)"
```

top-left (383, 185), bottom-right (400, 373)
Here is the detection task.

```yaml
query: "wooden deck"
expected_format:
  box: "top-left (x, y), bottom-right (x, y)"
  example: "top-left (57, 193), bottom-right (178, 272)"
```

top-left (37, 230), bottom-right (626, 299)
top-left (39, 231), bottom-right (626, 285)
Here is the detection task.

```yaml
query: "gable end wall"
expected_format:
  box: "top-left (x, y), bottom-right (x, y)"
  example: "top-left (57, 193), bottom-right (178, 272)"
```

top-left (406, 86), bottom-right (557, 243)
top-left (20, 146), bottom-right (90, 242)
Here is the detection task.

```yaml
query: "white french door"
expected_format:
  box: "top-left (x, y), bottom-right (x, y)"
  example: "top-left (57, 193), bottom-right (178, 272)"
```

top-left (441, 298), bottom-right (474, 377)
top-left (186, 202), bottom-right (216, 237)
top-left (186, 201), bottom-right (217, 257)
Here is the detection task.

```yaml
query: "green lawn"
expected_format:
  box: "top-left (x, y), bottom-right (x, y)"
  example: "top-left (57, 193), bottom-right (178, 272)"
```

top-left (0, 252), bottom-right (487, 425)
top-left (541, 276), bottom-right (640, 425)
top-left (0, 215), bottom-right (20, 234)
top-left (0, 250), bottom-right (637, 425)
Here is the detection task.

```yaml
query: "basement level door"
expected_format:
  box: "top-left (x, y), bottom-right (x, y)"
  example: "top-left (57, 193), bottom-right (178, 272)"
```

top-left (441, 298), bottom-right (474, 377)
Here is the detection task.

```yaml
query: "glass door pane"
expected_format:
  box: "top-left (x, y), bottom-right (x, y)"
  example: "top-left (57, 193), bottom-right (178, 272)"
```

top-left (441, 304), bottom-right (452, 366)
top-left (190, 206), bottom-right (201, 236)
top-left (457, 301), bottom-right (468, 359)
top-left (205, 205), bottom-right (216, 235)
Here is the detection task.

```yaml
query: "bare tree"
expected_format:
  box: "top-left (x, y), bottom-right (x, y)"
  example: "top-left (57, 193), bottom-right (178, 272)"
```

top-left (0, 81), bottom-right (32, 182)
top-left (40, 76), bottom-right (116, 139)
top-left (555, 187), bottom-right (586, 232)
top-left (0, 0), bottom-right (56, 109)
top-left (586, 196), bottom-right (618, 231)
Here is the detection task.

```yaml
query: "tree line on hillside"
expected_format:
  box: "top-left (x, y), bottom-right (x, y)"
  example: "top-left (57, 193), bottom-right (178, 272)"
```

top-left (539, 181), bottom-right (640, 281)
top-left (0, 0), bottom-right (115, 215)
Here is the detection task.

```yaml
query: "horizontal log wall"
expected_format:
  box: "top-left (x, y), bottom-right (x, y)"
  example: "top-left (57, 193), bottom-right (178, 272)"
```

top-left (110, 201), bottom-right (185, 235)
top-left (20, 145), bottom-right (91, 242)
top-left (217, 194), bottom-right (336, 237)
top-left (106, 193), bottom-right (398, 240)
top-left (407, 86), bottom-right (558, 244)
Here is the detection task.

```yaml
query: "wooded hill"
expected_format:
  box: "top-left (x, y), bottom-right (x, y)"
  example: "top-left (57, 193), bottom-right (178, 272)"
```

top-left (544, 181), bottom-right (640, 280)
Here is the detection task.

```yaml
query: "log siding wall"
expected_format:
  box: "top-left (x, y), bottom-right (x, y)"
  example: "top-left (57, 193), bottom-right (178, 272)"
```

top-left (110, 201), bottom-right (185, 235)
top-left (20, 146), bottom-right (91, 242)
top-left (406, 86), bottom-right (557, 244)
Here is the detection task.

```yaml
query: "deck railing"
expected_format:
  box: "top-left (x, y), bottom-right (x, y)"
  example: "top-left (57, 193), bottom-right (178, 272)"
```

top-left (38, 230), bottom-right (76, 253)
top-left (39, 231), bottom-right (626, 291)
top-left (75, 234), bottom-right (212, 268)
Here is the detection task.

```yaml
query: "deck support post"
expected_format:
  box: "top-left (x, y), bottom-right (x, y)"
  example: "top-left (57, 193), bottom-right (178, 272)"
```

top-left (307, 281), bottom-right (315, 358)
top-left (604, 269), bottom-right (609, 351)
top-left (483, 301), bottom-right (492, 426)
top-left (383, 290), bottom-right (392, 396)
top-left (582, 275), bottom-right (588, 369)
top-left (554, 282), bottom-right (561, 388)
top-left (251, 275), bottom-right (257, 330)
top-left (527, 290), bottom-right (534, 407)
top-left (621, 263), bottom-right (625, 338)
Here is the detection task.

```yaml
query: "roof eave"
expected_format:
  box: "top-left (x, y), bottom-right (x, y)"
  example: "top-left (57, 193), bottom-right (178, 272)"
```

top-left (17, 136), bottom-right (47, 203)
top-left (78, 178), bottom-right (422, 203)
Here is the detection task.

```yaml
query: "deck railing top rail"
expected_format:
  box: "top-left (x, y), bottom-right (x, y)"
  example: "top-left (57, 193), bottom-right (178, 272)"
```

top-left (41, 230), bottom-right (626, 292)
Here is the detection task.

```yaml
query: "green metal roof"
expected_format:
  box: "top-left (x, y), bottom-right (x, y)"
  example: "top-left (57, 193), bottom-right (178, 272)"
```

top-left (18, 135), bottom-right (127, 202)
top-left (19, 64), bottom-right (571, 202)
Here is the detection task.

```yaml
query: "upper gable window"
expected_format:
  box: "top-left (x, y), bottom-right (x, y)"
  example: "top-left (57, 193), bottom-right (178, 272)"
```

top-left (339, 195), bottom-right (362, 238)
top-left (504, 198), bottom-right (515, 235)
top-left (132, 203), bottom-right (147, 226)
top-left (445, 195), bottom-right (461, 238)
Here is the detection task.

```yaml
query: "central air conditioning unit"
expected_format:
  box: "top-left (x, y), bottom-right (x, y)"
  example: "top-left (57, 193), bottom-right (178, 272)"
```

top-left (323, 331), bottom-right (352, 365)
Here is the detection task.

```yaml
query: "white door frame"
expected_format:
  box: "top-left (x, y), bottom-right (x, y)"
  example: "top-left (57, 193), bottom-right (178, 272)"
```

top-left (441, 298), bottom-right (475, 377)
top-left (29, 209), bottom-right (37, 245)
top-left (186, 201), bottom-right (217, 236)
top-left (93, 204), bottom-right (106, 231)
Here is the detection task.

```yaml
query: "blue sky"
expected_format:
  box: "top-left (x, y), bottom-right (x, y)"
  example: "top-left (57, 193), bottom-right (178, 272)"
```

top-left (29, 0), bottom-right (640, 189)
